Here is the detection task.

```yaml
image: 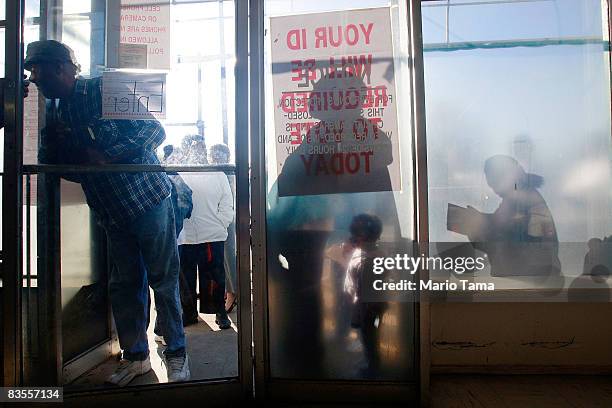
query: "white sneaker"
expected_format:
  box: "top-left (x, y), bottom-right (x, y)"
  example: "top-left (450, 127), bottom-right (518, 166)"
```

top-left (164, 354), bottom-right (190, 382)
top-left (154, 334), bottom-right (167, 346)
top-left (106, 356), bottom-right (151, 387)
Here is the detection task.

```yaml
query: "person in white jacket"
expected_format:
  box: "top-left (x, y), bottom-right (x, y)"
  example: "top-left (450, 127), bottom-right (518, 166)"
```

top-left (177, 141), bottom-right (234, 329)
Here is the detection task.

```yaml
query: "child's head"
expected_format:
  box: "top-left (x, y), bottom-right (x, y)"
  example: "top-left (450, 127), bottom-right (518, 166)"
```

top-left (349, 214), bottom-right (383, 246)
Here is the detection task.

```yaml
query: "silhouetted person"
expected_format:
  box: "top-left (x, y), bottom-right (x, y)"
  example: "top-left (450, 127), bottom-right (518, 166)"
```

top-left (568, 237), bottom-right (612, 302)
top-left (343, 214), bottom-right (386, 378)
top-left (461, 155), bottom-right (560, 276)
top-left (583, 237), bottom-right (612, 277)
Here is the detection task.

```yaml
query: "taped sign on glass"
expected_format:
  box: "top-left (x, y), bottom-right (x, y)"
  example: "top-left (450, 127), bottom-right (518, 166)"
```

top-left (119, 44), bottom-right (148, 69)
top-left (107, 0), bottom-right (171, 70)
top-left (271, 7), bottom-right (401, 197)
top-left (102, 71), bottom-right (166, 120)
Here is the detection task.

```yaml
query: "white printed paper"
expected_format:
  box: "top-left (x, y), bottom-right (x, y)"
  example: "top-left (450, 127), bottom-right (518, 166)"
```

top-left (107, 0), bottom-right (171, 70)
top-left (102, 71), bottom-right (166, 120)
top-left (270, 7), bottom-right (401, 196)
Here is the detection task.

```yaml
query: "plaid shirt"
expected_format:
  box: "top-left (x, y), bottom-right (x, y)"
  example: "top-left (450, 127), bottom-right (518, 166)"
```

top-left (56, 76), bottom-right (171, 228)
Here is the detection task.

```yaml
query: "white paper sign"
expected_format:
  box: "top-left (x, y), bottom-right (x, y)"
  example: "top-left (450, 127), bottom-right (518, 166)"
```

top-left (119, 43), bottom-right (148, 69)
top-left (107, 0), bottom-right (171, 70)
top-left (23, 85), bottom-right (39, 165)
top-left (102, 71), bottom-right (166, 120)
top-left (270, 7), bottom-right (401, 197)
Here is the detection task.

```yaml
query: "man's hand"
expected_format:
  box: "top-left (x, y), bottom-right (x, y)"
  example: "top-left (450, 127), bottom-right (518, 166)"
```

top-left (0, 76), bottom-right (30, 98)
top-left (23, 75), bottom-right (30, 98)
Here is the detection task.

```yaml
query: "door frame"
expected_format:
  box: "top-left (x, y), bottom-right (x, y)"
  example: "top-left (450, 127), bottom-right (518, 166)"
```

top-left (2, 0), bottom-right (26, 388)
top-left (248, 0), bottom-right (430, 404)
top-left (409, 0), bottom-right (431, 405)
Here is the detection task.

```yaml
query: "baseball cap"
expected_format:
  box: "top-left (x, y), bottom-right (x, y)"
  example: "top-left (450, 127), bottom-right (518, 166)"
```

top-left (24, 40), bottom-right (81, 71)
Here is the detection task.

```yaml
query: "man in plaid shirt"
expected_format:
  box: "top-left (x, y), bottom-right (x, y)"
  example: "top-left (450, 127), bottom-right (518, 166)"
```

top-left (25, 40), bottom-right (190, 385)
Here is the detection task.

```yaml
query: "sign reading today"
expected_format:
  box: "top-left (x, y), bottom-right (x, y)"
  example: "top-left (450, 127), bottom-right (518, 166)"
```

top-left (102, 71), bottom-right (166, 120)
top-left (107, 0), bottom-right (171, 70)
top-left (270, 7), bottom-right (401, 197)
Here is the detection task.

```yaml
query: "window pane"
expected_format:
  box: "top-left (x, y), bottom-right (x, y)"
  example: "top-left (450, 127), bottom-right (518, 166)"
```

top-left (161, 1), bottom-right (236, 165)
top-left (62, 17), bottom-right (92, 76)
top-left (9, 0), bottom-right (242, 390)
top-left (423, 0), bottom-right (612, 296)
top-left (63, 0), bottom-right (91, 14)
top-left (25, 0), bottom-right (39, 18)
top-left (423, 0), bottom-right (604, 43)
top-left (33, 1), bottom-right (242, 390)
top-left (166, 63), bottom-right (199, 123)
top-left (264, 0), bottom-right (416, 381)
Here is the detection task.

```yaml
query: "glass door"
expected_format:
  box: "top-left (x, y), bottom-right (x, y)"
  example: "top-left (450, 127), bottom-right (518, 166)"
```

top-left (3, 0), bottom-right (253, 403)
top-left (250, 0), bottom-right (427, 403)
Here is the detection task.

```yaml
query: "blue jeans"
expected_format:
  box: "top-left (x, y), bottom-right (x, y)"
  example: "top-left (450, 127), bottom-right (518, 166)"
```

top-left (105, 196), bottom-right (186, 360)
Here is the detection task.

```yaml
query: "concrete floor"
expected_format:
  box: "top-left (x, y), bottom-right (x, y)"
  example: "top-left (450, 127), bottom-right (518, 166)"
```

top-left (66, 297), bottom-right (238, 391)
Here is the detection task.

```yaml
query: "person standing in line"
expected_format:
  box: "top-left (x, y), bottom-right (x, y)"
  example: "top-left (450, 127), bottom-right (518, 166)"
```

top-left (178, 137), bottom-right (234, 329)
top-left (25, 40), bottom-right (189, 386)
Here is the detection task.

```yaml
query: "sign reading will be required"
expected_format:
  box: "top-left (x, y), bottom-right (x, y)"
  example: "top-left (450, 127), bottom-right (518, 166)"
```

top-left (270, 7), bottom-right (401, 197)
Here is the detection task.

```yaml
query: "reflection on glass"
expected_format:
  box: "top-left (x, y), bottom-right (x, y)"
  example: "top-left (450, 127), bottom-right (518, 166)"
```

top-left (423, 0), bottom-right (612, 293)
top-left (447, 155), bottom-right (560, 277)
top-left (567, 237), bottom-right (612, 302)
top-left (343, 214), bottom-right (387, 377)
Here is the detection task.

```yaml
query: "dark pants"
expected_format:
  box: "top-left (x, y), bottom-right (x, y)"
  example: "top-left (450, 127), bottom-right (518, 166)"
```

top-left (180, 242), bottom-right (226, 317)
top-left (106, 196), bottom-right (185, 360)
top-left (360, 303), bottom-right (384, 374)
